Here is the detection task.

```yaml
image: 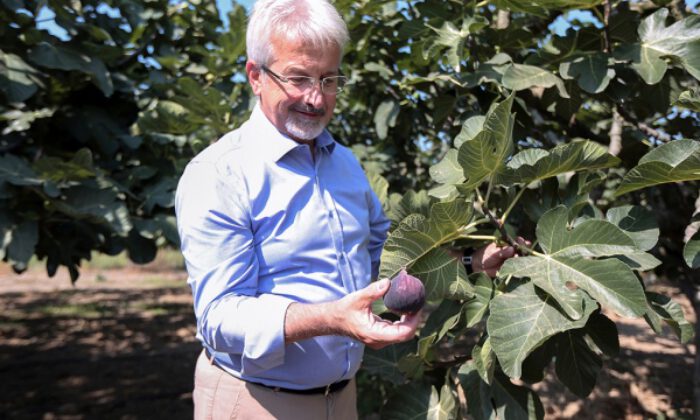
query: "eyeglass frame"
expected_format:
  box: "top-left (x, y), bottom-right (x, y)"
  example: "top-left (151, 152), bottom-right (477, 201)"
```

top-left (260, 65), bottom-right (348, 95)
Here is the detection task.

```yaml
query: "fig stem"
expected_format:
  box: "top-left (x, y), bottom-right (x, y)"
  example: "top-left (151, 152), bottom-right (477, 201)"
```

top-left (499, 186), bottom-right (527, 226)
top-left (483, 204), bottom-right (517, 247)
top-left (484, 174), bottom-right (495, 208)
top-left (481, 204), bottom-right (540, 256)
top-left (465, 234), bottom-right (499, 241)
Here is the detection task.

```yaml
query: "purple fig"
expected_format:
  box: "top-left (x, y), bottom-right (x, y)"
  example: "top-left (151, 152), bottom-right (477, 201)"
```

top-left (384, 269), bottom-right (425, 315)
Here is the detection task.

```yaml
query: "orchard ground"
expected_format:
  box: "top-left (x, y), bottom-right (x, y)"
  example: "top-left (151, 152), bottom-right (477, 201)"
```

top-left (0, 251), bottom-right (694, 419)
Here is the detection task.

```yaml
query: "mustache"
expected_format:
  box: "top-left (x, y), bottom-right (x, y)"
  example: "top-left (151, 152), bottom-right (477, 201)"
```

top-left (291, 104), bottom-right (325, 116)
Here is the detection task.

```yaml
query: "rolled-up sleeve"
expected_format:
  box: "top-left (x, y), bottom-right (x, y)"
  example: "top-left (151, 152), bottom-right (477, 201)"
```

top-left (367, 188), bottom-right (391, 280)
top-left (175, 161), bottom-right (293, 374)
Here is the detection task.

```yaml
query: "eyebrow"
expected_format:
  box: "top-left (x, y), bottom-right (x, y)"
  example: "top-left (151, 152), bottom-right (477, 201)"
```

top-left (284, 66), bottom-right (340, 77)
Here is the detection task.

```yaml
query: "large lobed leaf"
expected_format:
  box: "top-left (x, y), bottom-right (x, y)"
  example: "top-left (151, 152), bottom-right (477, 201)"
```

top-left (487, 280), bottom-right (596, 379)
top-left (606, 205), bottom-right (659, 252)
top-left (386, 189), bottom-right (432, 228)
top-left (429, 149), bottom-right (463, 199)
top-left (462, 273), bottom-right (494, 327)
top-left (459, 360), bottom-right (545, 420)
top-left (426, 16), bottom-right (488, 71)
top-left (428, 114), bottom-right (488, 199)
top-left (615, 139), bottom-right (700, 196)
top-left (28, 42), bottom-right (113, 96)
top-left (456, 93), bottom-right (515, 191)
top-left (559, 53), bottom-right (616, 94)
top-left (501, 206), bottom-right (647, 319)
top-left (554, 330), bottom-right (602, 398)
top-left (501, 140), bottom-right (619, 185)
top-left (645, 292), bottom-right (694, 343)
top-left (362, 339), bottom-right (416, 385)
top-left (614, 8), bottom-right (700, 84)
top-left (381, 382), bottom-right (456, 420)
top-left (411, 249), bottom-right (472, 301)
top-left (502, 64), bottom-right (569, 98)
top-left (380, 198), bottom-right (474, 300)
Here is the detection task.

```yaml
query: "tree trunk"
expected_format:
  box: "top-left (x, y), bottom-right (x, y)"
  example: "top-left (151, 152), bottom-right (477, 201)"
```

top-left (608, 106), bottom-right (623, 156)
top-left (496, 10), bottom-right (510, 29)
top-left (678, 271), bottom-right (700, 420)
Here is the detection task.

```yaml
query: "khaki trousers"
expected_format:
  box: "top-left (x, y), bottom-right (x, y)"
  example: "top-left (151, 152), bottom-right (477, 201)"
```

top-left (193, 350), bottom-right (358, 420)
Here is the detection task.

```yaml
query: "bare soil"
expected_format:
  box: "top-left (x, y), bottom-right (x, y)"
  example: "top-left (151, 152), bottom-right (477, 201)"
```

top-left (0, 263), bottom-right (695, 419)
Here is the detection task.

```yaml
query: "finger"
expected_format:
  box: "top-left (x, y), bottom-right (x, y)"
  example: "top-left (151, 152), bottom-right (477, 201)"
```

top-left (370, 279), bottom-right (391, 301)
top-left (484, 247), bottom-right (513, 266)
top-left (396, 311), bottom-right (422, 327)
top-left (359, 278), bottom-right (391, 301)
top-left (370, 318), bottom-right (419, 343)
top-left (516, 236), bottom-right (532, 247)
top-left (501, 246), bottom-right (516, 258)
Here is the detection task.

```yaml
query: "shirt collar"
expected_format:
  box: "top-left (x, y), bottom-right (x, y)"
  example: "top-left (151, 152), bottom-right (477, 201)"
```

top-left (247, 103), bottom-right (336, 163)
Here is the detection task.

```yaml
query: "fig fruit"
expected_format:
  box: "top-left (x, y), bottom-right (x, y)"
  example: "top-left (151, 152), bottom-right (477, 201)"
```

top-left (383, 269), bottom-right (425, 315)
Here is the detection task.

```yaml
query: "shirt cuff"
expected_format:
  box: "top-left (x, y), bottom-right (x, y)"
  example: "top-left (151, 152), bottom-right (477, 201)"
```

top-left (240, 294), bottom-right (295, 375)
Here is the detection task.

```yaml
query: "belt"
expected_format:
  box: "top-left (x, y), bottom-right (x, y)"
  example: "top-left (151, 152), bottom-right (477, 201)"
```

top-left (204, 348), bottom-right (351, 396)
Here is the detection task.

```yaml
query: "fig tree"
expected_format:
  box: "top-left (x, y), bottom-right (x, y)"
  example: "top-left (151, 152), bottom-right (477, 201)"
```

top-left (383, 269), bottom-right (425, 315)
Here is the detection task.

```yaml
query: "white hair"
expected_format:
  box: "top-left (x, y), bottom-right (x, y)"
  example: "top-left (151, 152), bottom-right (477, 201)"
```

top-left (246, 0), bottom-right (349, 66)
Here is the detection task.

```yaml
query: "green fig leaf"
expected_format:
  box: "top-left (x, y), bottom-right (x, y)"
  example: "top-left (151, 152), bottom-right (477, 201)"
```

top-left (615, 139), bottom-right (700, 196)
top-left (487, 280), bottom-right (596, 379)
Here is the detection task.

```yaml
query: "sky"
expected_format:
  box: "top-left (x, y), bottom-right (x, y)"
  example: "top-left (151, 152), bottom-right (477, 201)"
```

top-left (219, 0), bottom-right (253, 16)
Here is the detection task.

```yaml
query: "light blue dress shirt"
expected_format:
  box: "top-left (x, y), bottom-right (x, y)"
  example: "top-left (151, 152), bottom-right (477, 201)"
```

top-left (175, 104), bottom-right (390, 389)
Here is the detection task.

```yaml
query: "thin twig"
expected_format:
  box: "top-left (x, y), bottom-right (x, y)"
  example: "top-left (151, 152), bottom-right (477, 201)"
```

top-left (602, 0), bottom-right (611, 54)
top-left (500, 186), bottom-right (527, 226)
top-left (616, 105), bottom-right (672, 143)
top-left (482, 205), bottom-right (518, 248)
top-left (465, 234), bottom-right (500, 241)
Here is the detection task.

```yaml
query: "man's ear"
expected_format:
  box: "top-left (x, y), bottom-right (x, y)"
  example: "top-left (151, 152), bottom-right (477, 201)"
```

top-left (246, 61), bottom-right (263, 96)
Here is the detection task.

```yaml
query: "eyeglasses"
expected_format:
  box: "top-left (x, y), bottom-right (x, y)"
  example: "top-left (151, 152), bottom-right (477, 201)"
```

top-left (261, 65), bottom-right (348, 95)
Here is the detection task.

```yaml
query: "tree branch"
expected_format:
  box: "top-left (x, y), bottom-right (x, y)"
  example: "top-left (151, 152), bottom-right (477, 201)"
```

top-left (608, 105), bottom-right (623, 156)
top-left (482, 204), bottom-right (518, 248)
top-left (670, 0), bottom-right (686, 21)
top-left (616, 105), bottom-right (672, 143)
top-left (602, 0), bottom-right (611, 54)
top-left (495, 9), bottom-right (510, 30)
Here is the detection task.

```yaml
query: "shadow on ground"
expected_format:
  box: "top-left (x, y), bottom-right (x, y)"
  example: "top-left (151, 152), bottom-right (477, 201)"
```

top-left (0, 286), bottom-right (200, 419)
top-left (0, 270), bottom-right (695, 419)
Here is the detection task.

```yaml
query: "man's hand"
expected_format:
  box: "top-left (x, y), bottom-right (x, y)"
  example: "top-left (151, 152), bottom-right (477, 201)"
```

top-left (333, 279), bottom-right (420, 349)
top-left (472, 237), bottom-right (530, 277)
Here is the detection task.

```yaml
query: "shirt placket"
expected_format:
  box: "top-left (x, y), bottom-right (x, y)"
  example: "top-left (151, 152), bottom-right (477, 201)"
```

top-left (313, 149), bottom-right (357, 293)
top-left (313, 147), bottom-right (358, 380)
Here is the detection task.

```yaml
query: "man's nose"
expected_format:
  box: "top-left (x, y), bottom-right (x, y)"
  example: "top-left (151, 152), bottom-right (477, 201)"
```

top-left (303, 81), bottom-right (325, 108)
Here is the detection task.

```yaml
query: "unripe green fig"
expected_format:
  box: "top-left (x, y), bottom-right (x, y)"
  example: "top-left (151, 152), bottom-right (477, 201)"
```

top-left (383, 269), bottom-right (425, 315)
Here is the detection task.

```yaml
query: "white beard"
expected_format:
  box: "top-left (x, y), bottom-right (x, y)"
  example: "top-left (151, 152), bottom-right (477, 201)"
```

top-left (285, 112), bottom-right (326, 140)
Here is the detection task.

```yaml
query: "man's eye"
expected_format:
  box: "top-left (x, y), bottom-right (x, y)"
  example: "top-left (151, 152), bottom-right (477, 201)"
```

top-left (287, 77), bottom-right (310, 86)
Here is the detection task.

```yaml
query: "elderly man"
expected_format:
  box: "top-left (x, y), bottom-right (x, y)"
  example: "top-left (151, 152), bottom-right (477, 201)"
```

top-left (175, 0), bottom-right (516, 418)
top-left (176, 1), bottom-right (417, 417)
